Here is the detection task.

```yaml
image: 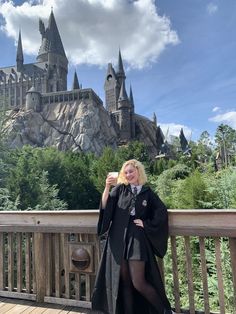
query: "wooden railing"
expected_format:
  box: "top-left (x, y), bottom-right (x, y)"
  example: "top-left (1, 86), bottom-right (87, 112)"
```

top-left (0, 210), bottom-right (235, 314)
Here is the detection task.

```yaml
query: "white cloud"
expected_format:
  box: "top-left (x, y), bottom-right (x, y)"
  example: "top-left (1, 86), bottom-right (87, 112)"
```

top-left (207, 3), bottom-right (218, 15)
top-left (0, 0), bottom-right (179, 69)
top-left (212, 106), bottom-right (220, 112)
top-left (209, 111), bottom-right (236, 128)
top-left (159, 123), bottom-right (192, 141)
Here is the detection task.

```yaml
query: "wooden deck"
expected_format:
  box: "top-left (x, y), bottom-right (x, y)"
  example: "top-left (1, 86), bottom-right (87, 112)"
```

top-left (0, 297), bottom-right (92, 314)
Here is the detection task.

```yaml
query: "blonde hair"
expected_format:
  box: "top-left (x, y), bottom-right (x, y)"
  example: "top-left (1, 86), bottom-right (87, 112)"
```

top-left (117, 159), bottom-right (147, 185)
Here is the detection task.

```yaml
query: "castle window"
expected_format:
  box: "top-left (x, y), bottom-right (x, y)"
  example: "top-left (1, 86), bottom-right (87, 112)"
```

top-left (74, 93), bottom-right (78, 100)
top-left (69, 93), bottom-right (73, 101)
top-left (64, 94), bottom-right (69, 101)
top-left (116, 115), bottom-right (119, 122)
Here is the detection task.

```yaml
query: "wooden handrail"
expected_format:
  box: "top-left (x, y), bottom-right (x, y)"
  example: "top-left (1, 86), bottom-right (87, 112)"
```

top-left (0, 209), bottom-right (235, 236)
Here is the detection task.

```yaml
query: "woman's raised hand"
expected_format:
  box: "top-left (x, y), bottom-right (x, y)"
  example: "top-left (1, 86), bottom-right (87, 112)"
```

top-left (105, 173), bottom-right (118, 187)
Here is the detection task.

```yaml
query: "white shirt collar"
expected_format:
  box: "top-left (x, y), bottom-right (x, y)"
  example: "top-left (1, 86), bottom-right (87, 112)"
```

top-left (130, 184), bottom-right (142, 193)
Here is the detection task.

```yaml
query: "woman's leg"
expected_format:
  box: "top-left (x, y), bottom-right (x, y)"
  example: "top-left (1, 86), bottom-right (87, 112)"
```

top-left (120, 259), bottom-right (134, 314)
top-left (128, 260), bottom-right (165, 313)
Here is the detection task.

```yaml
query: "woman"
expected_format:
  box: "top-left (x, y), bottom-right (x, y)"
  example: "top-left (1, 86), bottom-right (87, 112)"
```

top-left (92, 159), bottom-right (173, 314)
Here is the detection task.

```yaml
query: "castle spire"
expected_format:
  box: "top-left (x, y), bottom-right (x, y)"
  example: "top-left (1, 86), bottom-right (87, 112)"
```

top-left (117, 49), bottom-right (125, 78)
top-left (118, 80), bottom-right (130, 109)
top-left (153, 112), bottom-right (157, 125)
top-left (118, 80), bottom-right (128, 102)
top-left (129, 85), bottom-right (134, 107)
top-left (179, 128), bottom-right (188, 152)
top-left (72, 70), bottom-right (80, 90)
top-left (37, 10), bottom-right (67, 61)
top-left (16, 30), bottom-right (24, 71)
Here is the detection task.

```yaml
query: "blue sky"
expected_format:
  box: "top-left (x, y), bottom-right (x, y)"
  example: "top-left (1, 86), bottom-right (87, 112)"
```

top-left (0, 0), bottom-right (236, 141)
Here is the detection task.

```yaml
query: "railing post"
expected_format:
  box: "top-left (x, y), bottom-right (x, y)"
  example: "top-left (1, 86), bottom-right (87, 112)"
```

top-left (229, 238), bottom-right (236, 311)
top-left (34, 232), bottom-right (46, 302)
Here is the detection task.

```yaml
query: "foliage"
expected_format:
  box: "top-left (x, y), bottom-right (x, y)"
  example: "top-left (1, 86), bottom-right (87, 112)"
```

top-left (27, 171), bottom-right (67, 210)
top-left (6, 146), bottom-right (100, 210)
top-left (150, 158), bottom-right (177, 176)
top-left (90, 147), bottom-right (120, 193)
top-left (215, 124), bottom-right (236, 167)
top-left (164, 237), bottom-right (234, 313)
top-left (173, 170), bottom-right (211, 209)
top-left (203, 167), bottom-right (236, 209)
top-left (149, 164), bottom-right (191, 207)
top-left (0, 188), bottom-right (19, 211)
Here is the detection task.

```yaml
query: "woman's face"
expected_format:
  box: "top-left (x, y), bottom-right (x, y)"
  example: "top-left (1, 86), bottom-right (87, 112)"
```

top-left (124, 164), bottom-right (139, 185)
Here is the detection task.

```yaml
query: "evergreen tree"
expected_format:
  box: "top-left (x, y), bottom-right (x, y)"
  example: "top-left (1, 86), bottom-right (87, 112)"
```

top-left (215, 124), bottom-right (236, 167)
top-left (0, 188), bottom-right (19, 211)
top-left (28, 171), bottom-right (67, 210)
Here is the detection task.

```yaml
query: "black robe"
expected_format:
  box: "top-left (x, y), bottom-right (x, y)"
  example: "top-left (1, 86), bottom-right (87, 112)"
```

top-left (91, 183), bottom-right (171, 314)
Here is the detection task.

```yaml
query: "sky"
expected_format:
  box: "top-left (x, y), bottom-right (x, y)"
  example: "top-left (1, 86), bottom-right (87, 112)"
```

top-left (0, 0), bottom-right (236, 142)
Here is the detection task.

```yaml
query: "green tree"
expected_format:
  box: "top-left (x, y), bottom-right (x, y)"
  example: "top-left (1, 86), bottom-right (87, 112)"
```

top-left (174, 170), bottom-right (210, 209)
top-left (0, 188), bottom-right (19, 211)
top-left (215, 124), bottom-right (236, 167)
top-left (6, 146), bottom-right (100, 209)
top-left (149, 164), bottom-right (191, 207)
top-left (91, 147), bottom-right (119, 193)
top-left (203, 168), bottom-right (236, 208)
top-left (28, 171), bottom-right (67, 210)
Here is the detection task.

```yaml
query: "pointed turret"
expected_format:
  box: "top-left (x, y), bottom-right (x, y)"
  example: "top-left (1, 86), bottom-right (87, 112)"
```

top-left (153, 112), bottom-right (157, 125)
top-left (118, 80), bottom-right (129, 108)
top-left (156, 126), bottom-right (165, 153)
top-left (179, 128), bottom-right (188, 152)
top-left (129, 85), bottom-right (135, 138)
top-left (117, 49), bottom-right (125, 77)
top-left (72, 71), bottom-right (80, 90)
top-left (37, 10), bottom-right (67, 61)
top-left (16, 30), bottom-right (24, 72)
top-left (129, 85), bottom-right (134, 109)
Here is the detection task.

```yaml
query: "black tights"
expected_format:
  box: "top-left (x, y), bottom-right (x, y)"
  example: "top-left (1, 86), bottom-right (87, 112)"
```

top-left (120, 259), bottom-right (165, 314)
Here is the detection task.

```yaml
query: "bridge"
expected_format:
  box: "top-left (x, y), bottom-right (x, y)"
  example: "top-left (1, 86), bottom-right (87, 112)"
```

top-left (0, 210), bottom-right (235, 314)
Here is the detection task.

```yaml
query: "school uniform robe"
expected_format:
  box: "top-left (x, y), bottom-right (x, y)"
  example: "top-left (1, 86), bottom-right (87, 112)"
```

top-left (91, 183), bottom-right (171, 314)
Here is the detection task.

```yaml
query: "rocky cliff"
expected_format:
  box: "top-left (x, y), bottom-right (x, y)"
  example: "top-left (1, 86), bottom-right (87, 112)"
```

top-left (5, 100), bottom-right (159, 156)
top-left (5, 99), bottom-right (118, 154)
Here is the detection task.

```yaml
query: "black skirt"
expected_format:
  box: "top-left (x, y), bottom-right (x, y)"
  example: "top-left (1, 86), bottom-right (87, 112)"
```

top-left (124, 215), bottom-right (148, 261)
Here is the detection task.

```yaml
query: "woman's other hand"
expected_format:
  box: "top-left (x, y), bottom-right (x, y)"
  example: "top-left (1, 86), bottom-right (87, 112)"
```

top-left (133, 219), bottom-right (144, 228)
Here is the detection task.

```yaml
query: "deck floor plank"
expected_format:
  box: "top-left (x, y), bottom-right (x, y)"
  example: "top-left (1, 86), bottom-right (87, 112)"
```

top-left (0, 299), bottom-right (94, 314)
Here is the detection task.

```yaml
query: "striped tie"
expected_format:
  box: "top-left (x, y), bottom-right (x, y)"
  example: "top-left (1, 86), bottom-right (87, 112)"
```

top-left (129, 186), bottom-right (138, 214)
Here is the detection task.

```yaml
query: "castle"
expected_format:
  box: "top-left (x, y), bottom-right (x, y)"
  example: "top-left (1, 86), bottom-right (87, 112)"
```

top-left (0, 11), bottom-right (188, 156)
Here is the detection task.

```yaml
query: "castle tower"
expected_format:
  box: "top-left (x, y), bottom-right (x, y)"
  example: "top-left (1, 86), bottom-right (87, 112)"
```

top-left (104, 50), bottom-right (127, 113)
top-left (117, 80), bottom-right (131, 142)
top-left (26, 86), bottom-right (41, 112)
top-left (104, 63), bottom-right (119, 112)
top-left (16, 31), bottom-right (24, 72)
top-left (37, 10), bottom-right (68, 93)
